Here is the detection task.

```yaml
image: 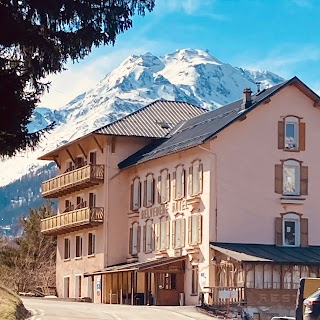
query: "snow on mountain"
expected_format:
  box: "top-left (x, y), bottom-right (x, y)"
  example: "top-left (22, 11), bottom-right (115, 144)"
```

top-left (0, 48), bottom-right (284, 192)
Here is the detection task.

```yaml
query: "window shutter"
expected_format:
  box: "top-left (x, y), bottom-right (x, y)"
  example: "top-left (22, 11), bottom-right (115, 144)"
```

top-left (157, 176), bottom-right (161, 204)
top-left (143, 180), bottom-right (147, 207)
top-left (299, 122), bottom-right (306, 151)
top-left (188, 216), bottom-right (192, 245)
top-left (151, 179), bottom-right (155, 205)
top-left (143, 225), bottom-right (146, 252)
top-left (172, 171), bottom-right (176, 200)
top-left (137, 226), bottom-right (141, 253)
top-left (300, 166), bottom-right (308, 195)
top-left (129, 228), bottom-right (133, 255)
top-left (172, 220), bottom-right (176, 249)
top-left (275, 217), bottom-right (282, 246)
top-left (166, 221), bottom-right (170, 249)
top-left (182, 218), bottom-right (186, 247)
top-left (152, 223), bottom-right (155, 251)
top-left (275, 164), bottom-right (283, 194)
top-left (155, 223), bottom-right (160, 251)
top-left (166, 173), bottom-right (170, 202)
top-left (182, 169), bottom-right (186, 197)
top-left (130, 184), bottom-right (134, 211)
top-left (278, 121), bottom-right (285, 149)
top-left (138, 182), bottom-right (141, 208)
top-left (199, 163), bottom-right (203, 194)
top-left (188, 166), bottom-right (193, 196)
top-left (301, 218), bottom-right (308, 247)
top-left (198, 215), bottom-right (203, 244)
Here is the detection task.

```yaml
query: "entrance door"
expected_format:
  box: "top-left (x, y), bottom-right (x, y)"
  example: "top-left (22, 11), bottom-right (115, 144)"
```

top-left (156, 272), bottom-right (184, 305)
top-left (64, 277), bottom-right (70, 298)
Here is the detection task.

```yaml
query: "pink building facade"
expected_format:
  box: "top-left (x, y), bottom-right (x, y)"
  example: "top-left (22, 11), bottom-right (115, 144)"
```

top-left (40, 78), bottom-right (320, 318)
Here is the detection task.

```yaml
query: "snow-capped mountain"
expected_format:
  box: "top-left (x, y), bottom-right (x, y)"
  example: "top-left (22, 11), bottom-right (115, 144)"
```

top-left (0, 48), bottom-right (284, 225)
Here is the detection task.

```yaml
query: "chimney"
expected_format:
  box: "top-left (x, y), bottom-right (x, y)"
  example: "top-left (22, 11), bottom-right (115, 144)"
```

top-left (241, 87), bottom-right (252, 110)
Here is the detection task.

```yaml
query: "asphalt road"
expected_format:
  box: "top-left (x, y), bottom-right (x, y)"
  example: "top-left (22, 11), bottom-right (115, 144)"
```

top-left (22, 298), bottom-right (213, 320)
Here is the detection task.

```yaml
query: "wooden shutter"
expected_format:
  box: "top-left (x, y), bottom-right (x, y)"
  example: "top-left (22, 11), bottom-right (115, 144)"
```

top-left (275, 164), bottom-right (283, 194)
top-left (300, 166), bottom-right (308, 195)
top-left (172, 220), bottom-right (176, 249)
top-left (151, 223), bottom-right (155, 251)
top-left (130, 184), bottom-right (134, 210)
top-left (143, 225), bottom-right (146, 252)
top-left (157, 176), bottom-right (161, 204)
top-left (181, 218), bottom-right (186, 247)
top-left (129, 228), bottom-right (133, 255)
top-left (155, 223), bottom-right (160, 251)
top-left (278, 121), bottom-right (285, 149)
top-left (138, 182), bottom-right (141, 208)
top-left (151, 178), bottom-right (155, 205)
top-left (182, 169), bottom-right (186, 197)
top-left (143, 180), bottom-right (147, 207)
top-left (198, 215), bottom-right (203, 244)
top-left (275, 217), bottom-right (282, 246)
top-left (89, 193), bottom-right (94, 207)
top-left (299, 122), bottom-right (306, 151)
top-left (199, 163), bottom-right (203, 194)
top-left (166, 221), bottom-right (170, 249)
top-left (137, 226), bottom-right (141, 253)
top-left (166, 173), bottom-right (170, 202)
top-left (188, 166), bottom-right (193, 196)
top-left (172, 171), bottom-right (176, 200)
top-left (188, 216), bottom-right (192, 245)
top-left (300, 218), bottom-right (308, 247)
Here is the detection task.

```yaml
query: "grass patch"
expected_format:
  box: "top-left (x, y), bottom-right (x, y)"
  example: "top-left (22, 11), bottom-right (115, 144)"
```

top-left (0, 286), bottom-right (30, 320)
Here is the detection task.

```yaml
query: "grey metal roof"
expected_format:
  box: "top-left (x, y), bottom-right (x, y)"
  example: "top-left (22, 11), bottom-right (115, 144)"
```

top-left (93, 100), bottom-right (207, 138)
top-left (211, 242), bottom-right (320, 264)
top-left (119, 77), bottom-right (320, 169)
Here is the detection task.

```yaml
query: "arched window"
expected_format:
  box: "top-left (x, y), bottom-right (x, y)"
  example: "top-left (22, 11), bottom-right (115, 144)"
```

top-left (283, 213), bottom-right (300, 247)
top-left (283, 160), bottom-right (300, 195)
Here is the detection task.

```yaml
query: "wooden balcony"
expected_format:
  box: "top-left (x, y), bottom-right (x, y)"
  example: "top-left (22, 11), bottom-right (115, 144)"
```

top-left (41, 164), bottom-right (104, 198)
top-left (205, 286), bottom-right (246, 306)
top-left (41, 207), bottom-right (104, 236)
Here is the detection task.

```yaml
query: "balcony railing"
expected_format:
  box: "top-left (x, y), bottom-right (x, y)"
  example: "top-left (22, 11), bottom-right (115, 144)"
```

top-left (41, 164), bottom-right (104, 198)
top-left (41, 207), bottom-right (104, 236)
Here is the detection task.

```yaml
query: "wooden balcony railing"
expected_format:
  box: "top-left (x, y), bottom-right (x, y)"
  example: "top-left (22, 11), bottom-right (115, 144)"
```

top-left (41, 164), bottom-right (104, 198)
top-left (41, 207), bottom-right (104, 236)
top-left (205, 286), bottom-right (245, 306)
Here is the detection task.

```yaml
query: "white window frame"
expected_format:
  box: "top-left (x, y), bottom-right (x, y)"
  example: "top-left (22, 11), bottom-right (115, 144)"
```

top-left (145, 219), bottom-right (153, 253)
top-left (75, 234), bottom-right (83, 258)
top-left (283, 213), bottom-right (300, 247)
top-left (132, 222), bottom-right (139, 255)
top-left (146, 174), bottom-right (154, 207)
top-left (283, 160), bottom-right (300, 195)
top-left (64, 237), bottom-right (71, 260)
top-left (175, 165), bottom-right (185, 200)
top-left (88, 231), bottom-right (96, 256)
top-left (132, 178), bottom-right (140, 211)
top-left (285, 116), bottom-right (299, 150)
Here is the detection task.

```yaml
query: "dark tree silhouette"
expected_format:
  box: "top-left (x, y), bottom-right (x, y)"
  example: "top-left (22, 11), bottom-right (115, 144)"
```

top-left (0, 0), bottom-right (155, 157)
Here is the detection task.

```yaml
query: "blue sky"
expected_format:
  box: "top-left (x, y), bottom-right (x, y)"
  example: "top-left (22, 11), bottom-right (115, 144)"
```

top-left (40, 0), bottom-right (320, 109)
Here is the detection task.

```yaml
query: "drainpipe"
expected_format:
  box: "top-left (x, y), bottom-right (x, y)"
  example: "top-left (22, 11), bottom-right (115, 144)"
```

top-left (197, 144), bottom-right (218, 242)
top-left (104, 142), bottom-right (110, 269)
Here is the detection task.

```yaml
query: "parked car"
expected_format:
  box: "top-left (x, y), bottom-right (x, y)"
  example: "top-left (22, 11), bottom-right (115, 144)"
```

top-left (304, 288), bottom-right (320, 320)
top-left (271, 317), bottom-right (295, 320)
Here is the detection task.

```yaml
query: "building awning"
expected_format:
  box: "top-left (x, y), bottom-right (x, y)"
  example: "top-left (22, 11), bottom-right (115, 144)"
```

top-left (84, 256), bottom-right (187, 277)
top-left (210, 242), bottom-right (320, 264)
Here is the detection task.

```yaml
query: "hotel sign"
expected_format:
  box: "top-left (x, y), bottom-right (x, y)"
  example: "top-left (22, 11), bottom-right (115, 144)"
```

top-left (140, 204), bottom-right (168, 219)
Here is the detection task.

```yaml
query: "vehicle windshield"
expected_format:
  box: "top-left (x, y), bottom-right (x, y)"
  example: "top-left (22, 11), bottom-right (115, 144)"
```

top-left (305, 289), bottom-right (320, 300)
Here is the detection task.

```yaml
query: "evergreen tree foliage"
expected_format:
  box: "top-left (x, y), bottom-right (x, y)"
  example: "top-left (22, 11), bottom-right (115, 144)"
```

top-left (0, 0), bottom-right (155, 157)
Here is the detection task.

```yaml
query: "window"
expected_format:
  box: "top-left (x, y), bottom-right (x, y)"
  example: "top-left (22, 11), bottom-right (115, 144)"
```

top-left (143, 174), bottom-right (154, 208)
top-left (275, 213), bottom-right (308, 247)
top-left (65, 160), bottom-right (73, 172)
top-left (173, 165), bottom-right (185, 200)
top-left (191, 265), bottom-right (199, 295)
top-left (75, 156), bottom-right (85, 168)
top-left (143, 220), bottom-right (154, 253)
top-left (63, 276), bottom-right (70, 298)
top-left (75, 235), bottom-right (83, 258)
top-left (89, 151), bottom-right (97, 165)
top-left (188, 160), bottom-right (203, 196)
top-left (64, 238), bottom-right (71, 259)
top-left (64, 199), bottom-right (73, 212)
top-left (88, 192), bottom-right (96, 207)
top-left (159, 273), bottom-right (176, 290)
top-left (88, 232), bottom-right (95, 255)
top-left (278, 116), bottom-right (305, 151)
top-left (158, 169), bottom-right (170, 204)
top-left (188, 214), bottom-right (202, 245)
top-left (75, 275), bottom-right (82, 298)
top-left (172, 217), bottom-right (185, 248)
top-left (275, 160), bottom-right (308, 196)
top-left (160, 216), bottom-right (170, 250)
top-left (129, 222), bottom-right (140, 256)
top-left (130, 178), bottom-right (141, 211)
top-left (76, 196), bottom-right (86, 209)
